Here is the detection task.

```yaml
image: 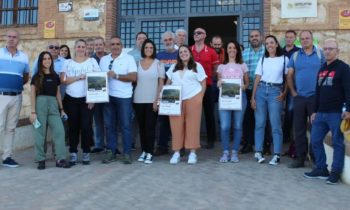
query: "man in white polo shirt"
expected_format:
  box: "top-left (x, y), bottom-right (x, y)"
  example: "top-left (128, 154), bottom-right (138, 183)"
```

top-left (0, 29), bottom-right (29, 168)
top-left (99, 36), bottom-right (137, 164)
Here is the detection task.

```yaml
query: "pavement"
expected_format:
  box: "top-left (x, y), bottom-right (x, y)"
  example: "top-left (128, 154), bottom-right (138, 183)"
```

top-left (1, 142), bottom-right (349, 210)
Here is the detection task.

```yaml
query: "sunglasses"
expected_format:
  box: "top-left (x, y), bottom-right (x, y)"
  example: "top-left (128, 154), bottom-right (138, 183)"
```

top-left (109, 59), bottom-right (114, 70)
top-left (48, 45), bottom-right (60, 50)
top-left (193, 31), bottom-right (205, 36)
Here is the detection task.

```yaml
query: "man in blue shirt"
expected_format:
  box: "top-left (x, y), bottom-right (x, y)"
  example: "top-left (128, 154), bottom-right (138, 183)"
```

top-left (287, 30), bottom-right (325, 168)
top-left (0, 29), bottom-right (29, 167)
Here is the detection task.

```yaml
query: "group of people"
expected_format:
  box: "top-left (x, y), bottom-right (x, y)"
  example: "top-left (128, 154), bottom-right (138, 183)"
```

top-left (0, 27), bottom-right (349, 185)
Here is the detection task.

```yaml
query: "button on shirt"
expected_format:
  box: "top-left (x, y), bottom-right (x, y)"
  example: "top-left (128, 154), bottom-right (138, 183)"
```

top-left (242, 45), bottom-right (265, 89)
top-left (100, 52), bottom-right (137, 98)
top-left (0, 47), bottom-right (29, 92)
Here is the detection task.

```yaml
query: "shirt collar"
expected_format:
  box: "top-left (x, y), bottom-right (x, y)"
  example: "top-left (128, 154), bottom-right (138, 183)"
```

top-left (4, 47), bottom-right (19, 56)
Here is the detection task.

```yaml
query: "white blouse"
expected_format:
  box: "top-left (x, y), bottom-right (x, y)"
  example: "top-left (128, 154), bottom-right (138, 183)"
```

top-left (255, 56), bottom-right (289, 84)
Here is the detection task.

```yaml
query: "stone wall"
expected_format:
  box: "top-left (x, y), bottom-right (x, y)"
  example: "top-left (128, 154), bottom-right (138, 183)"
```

top-left (270, 0), bottom-right (350, 63)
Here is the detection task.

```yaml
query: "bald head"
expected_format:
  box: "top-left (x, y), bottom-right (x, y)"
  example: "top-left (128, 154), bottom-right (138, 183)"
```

top-left (5, 29), bottom-right (20, 49)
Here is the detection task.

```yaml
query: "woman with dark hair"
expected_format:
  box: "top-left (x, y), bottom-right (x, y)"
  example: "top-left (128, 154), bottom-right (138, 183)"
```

top-left (60, 39), bottom-right (101, 165)
top-left (30, 51), bottom-right (70, 169)
top-left (251, 35), bottom-right (289, 165)
top-left (59, 44), bottom-right (72, 59)
top-left (133, 39), bottom-right (165, 164)
top-left (217, 40), bottom-right (249, 163)
top-left (166, 45), bottom-right (207, 164)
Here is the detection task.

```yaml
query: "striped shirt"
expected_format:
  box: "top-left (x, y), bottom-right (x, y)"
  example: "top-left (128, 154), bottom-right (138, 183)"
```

top-left (242, 45), bottom-right (265, 89)
top-left (0, 47), bottom-right (29, 92)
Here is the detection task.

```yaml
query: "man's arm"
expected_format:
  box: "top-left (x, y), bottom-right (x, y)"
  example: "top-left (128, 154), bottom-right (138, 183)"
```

top-left (23, 73), bottom-right (29, 84)
top-left (107, 71), bottom-right (137, 82)
top-left (287, 68), bottom-right (297, 97)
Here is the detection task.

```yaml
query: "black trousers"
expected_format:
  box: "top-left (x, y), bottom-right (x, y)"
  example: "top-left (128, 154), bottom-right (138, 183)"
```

top-left (64, 94), bottom-right (93, 153)
top-left (134, 103), bottom-right (158, 154)
top-left (203, 85), bottom-right (216, 143)
top-left (243, 89), bottom-right (255, 146)
top-left (293, 95), bottom-right (315, 160)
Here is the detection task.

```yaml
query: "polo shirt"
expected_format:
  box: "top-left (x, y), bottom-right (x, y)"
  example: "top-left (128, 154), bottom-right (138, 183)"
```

top-left (128, 47), bottom-right (142, 64)
top-left (287, 46), bottom-right (325, 97)
top-left (156, 50), bottom-right (178, 72)
top-left (242, 45), bottom-right (265, 89)
top-left (190, 45), bottom-right (219, 86)
top-left (31, 56), bottom-right (66, 76)
top-left (283, 45), bottom-right (300, 59)
top-left (92, 52), bottom-right (107, 64)
top-left (0, 47), bottom-right (29, 92)
top-left (100, 52), bottom-right (137, 98)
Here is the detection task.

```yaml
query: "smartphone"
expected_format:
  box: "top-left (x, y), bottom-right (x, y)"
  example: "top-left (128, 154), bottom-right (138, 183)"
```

top-left (33, 119), bottom-right (41, 129)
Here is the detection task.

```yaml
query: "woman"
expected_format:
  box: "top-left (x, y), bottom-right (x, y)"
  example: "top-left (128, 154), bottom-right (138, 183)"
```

top-left (166, 45), bottom-right (207, 164)
top-left (217, 40), bottom-right (249, 163)
top-left (133, 39), bottom-right (165, 164)
top-left (30, 51), bottom-right (70, 169)
top-left (251, 35), bottom-right (289, 165)
top-left (60, 39), bottom-right (101, 165)
top-left (60, 44), bottom-right (72, 59)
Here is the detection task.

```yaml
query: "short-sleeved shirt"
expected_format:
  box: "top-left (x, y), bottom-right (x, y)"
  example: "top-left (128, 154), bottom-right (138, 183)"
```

top-left (283, 45), bottom-right (300, 59)
top-left (156, 50), bottom-right (178, 72)
top-left (190, 45), bottom-right (219, 86)
top-left (100, 52), bottom-right (137, 98)
top-left (128, 47), bottom-right (142, 64)
top-left (217, 63), bottom-right (248, 80)
top-left (166, 62), bottom-right (207, 100)
top-left (287, 46), bottom-right (325, 97)
top-left (255, 56), bottom-right (289, 84)
top-left (61, 58), bottom-right (101, 98)
top-left (92, 52), bottom-right (107, 64)
top-left (133, 59), bottom-right (165, 103)
top-left (0, 47), bottom-right (29, 92)
top-left (31, 73), bottom-right (60, 96)
top-left (31, 56), bottom-right (66, 76)
top-left (242, 45), bottom-right (265, 89)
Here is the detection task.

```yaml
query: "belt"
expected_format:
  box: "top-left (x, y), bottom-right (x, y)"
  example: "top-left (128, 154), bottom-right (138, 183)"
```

top-left (259, 81), bottom-right (282, 87)
top-left (0, 91), bottom-right (21, 96)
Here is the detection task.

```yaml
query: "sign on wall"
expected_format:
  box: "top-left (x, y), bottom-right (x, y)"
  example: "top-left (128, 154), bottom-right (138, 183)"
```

top-left (339, 9), bottom-right (350, 29)
top-left (43, 21), bottom-right (55, 38)
top-left (281, 0), bottom-right (317, 19)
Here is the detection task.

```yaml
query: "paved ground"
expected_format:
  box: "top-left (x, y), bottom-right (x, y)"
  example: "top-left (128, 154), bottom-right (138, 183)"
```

top-left (1, 142), bottom-right (349, 210)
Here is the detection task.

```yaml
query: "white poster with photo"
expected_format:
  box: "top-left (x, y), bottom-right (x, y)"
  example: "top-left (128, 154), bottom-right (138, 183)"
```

top-left (219, 78), bottom-right (242, 110)
top-left (281, 0), bottom-right (317, 19)
top-left (86, 72), bottom-right (109, 103)
top-left (158, 85), bottom-right (182, 116)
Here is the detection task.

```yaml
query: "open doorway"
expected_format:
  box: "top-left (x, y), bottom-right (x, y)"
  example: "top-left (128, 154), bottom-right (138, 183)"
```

top-left (188, 16), bottom-right (238, 46)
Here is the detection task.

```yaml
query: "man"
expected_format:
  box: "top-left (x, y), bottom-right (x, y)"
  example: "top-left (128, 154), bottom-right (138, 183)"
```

top-left (190, 27), bottom-right (219, 149)
top-left (100, 36), bottom-right (137, 164)
top-left (86, 38), bottom-right (95, 57)
top-left (210, 35), bottom-right (225, 63)
top-left (154, 31), bottom-right (178, 156)
top-left (287, 30), bottom-right (325, 168)
top-left (0, 29), bottom-right (29, 167)
top-left (241, 30), bottom-right (265, 153)
top-left (175, 28), bottom-right (187, 49)
top-left (128, 31), bottom-right (148, 64)
top-left (282, 30), bottom-right (300, 157)
top-left (91, 37), bottom-right (108, 153)
top-left (304, 38), bottom-right (350, 184)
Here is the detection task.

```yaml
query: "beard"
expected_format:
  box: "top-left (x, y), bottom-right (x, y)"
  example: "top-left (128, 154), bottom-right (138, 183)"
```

top-left (214, 48), bottom-right (221, 54)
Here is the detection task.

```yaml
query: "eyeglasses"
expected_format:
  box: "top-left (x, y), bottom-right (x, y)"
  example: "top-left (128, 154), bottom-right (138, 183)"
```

top-left (323, 47), bottom-right (337, 51)
top-left (193, 31), bottom-right (205, 36)
top-left (111, 43), bottom-right (121, 46)
top-left (48, 45), bottom-right (60, 50)
top-left (109, 59), bottom-right (114, 70)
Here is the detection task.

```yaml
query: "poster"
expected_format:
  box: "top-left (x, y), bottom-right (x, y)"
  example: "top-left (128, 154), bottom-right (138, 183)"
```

top-left (219, 78), bottom-right (242, 110)
top-left (339, 9), bottom-right (350, 29)
top-left (281, 0), bottom-right (317, 19)
top-left (86, 72), bottom-right (109, 103)
top-left (44, 21), bottom-right (55, 38)
top-left (158, 85), bottom-right (182, 116)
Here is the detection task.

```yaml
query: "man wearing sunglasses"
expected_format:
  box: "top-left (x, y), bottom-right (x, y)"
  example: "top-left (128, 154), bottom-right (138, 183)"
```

top-left (190, 27), bottom-right (220, 149)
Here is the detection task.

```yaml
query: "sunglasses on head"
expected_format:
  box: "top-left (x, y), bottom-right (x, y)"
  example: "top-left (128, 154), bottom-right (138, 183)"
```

top-left (48, 45), bottom-right (60, 50)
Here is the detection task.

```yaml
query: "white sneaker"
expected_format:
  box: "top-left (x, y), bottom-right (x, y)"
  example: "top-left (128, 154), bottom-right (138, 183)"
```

top-left (144, 153), bottom-right (153, 164)
top-left (269, 154), bottom-right (280, 166)
top-left (187, 152), bottom-right (197, 164)
top-left (254, 152), bottom-right (265, 163)
top-left (230, 150), bottom-right (239, 163)
top-left (137, 152), bottom-right (146, 162)
top-left (170, 152), bottom-right (180, 164)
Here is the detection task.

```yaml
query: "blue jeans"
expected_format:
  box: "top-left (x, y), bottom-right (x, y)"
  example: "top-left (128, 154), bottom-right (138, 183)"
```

top-left (93, 103), bottom-right (105, 149)
top-left (254, 83), bottom-right (283, 154)
top-left (219, 92), bottom-right (247, 151)
top-left (103, 96), bottom-right (132, 155)
top-left (311, 113), bottom-right (345, 173)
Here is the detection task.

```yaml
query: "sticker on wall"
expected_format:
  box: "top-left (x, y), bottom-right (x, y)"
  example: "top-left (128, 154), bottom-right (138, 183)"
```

top-left (44, 21), bottom-right (56, 39)
top-left (339, 9), bottom-right (350, 29)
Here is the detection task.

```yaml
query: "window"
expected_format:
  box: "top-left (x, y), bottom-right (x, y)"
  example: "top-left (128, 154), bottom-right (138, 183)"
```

top-left (0, 0), bottom-right (38, 26)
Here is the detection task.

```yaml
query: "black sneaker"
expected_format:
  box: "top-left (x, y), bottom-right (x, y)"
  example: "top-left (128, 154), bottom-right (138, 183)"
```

top-left (205, 142), bottom-right (214, 149)
top-left (153, 147), bottom-right (169, 156)
top-left (91, 148), bottom-right (104, 154)
top-left (102, 150), bottom-right (117, 164)
top-left (123, 154), bottom-right (132, 164)
top-left (56, 160), bottom-right (71, 168)
top-left (326, 171), bottom-right (340, 185)
top-left (2, 157), bottom-right (19, 168)
top-left (131, 144), bottom-right (136, 151)
top-left (240, 144), bottom-right (253, 154)
top-left (304, 168), bottom-right (329, 180)
top-left (37, 161), bottom-right (45, 170)
top-left (288, 157), bottom-right (305, 168)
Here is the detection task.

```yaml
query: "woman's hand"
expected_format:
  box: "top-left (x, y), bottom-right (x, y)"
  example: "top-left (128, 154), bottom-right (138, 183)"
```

top-left (251, 98), bottom-right (257, 111)
top-left (77, 74), bottom-right (86, 81)
top-left (217, 79), bottom-right (223, 88)
top-left (153, 100), bottom-right (159, 112)
top-left (88, 103), bottom-right (95, 110)
top-left (276, 92), bottom-right (286, 102)
top-left (29, 113), bottom-right (37, 124)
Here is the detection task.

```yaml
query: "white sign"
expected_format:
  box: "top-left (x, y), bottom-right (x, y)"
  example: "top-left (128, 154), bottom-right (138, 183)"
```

top-left (219, 78), bottom-right (242, 110)
top-left (158, 85), bottom-right (182, 116)
top-left (86, 72), bottom-right (109, 103)
top-left (58, 2), bottom-right (73, 12)
top-left (281, 0), bottom-right (317, 18)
